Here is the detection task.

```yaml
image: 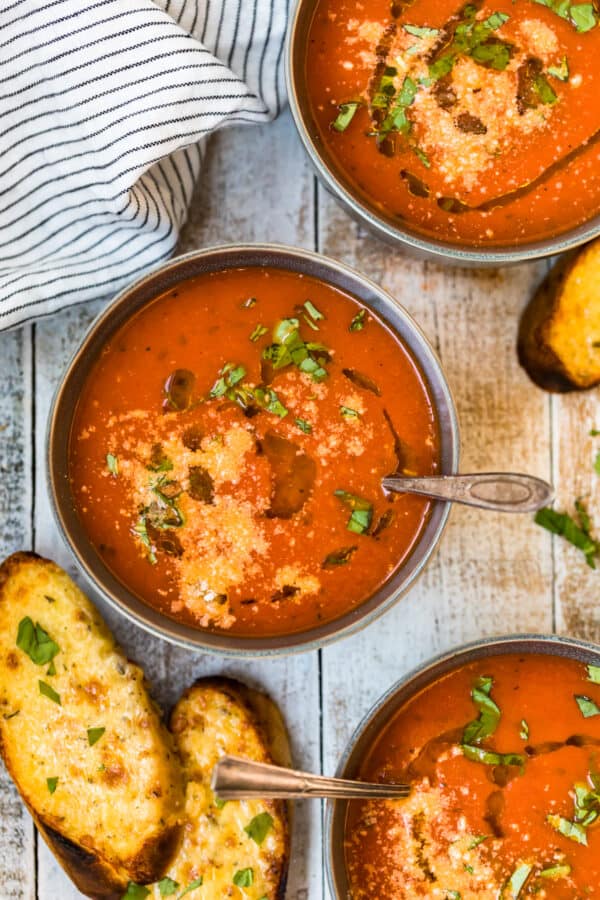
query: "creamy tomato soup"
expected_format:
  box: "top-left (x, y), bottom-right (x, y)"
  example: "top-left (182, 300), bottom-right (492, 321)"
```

top-left (345, 654), bottom-right (600, 898)
top-left (69, 267), bottom-right (438, 638)
top-left (306, 0), bottom-right (600, 246)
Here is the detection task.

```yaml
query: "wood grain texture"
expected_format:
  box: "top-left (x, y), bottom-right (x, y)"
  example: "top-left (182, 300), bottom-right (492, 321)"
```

top-left (0, 109), bottom-right (599, 900)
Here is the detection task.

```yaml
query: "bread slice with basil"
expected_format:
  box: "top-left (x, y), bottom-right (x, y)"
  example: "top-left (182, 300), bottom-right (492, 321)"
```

top-left (0, 552), bottom-right (184, 899)
top-left (151, 677), bottom-right (291, 900)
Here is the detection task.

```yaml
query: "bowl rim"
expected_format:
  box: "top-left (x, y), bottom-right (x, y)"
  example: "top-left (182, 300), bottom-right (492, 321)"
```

top-left (324, 631), bottom-right (600, 898)
top-left (285, 0), bottom-right (600, 266)
top-left (46, 241), bottom-right (459, 657)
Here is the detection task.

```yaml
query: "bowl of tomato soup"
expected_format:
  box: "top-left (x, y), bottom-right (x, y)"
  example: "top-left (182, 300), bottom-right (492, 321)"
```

top-left (288, 0), bottom-right (600, 263)
top-left (48, 244), bottom-right (458, 655)
top-left (326, 634), bottom-right (600, 898)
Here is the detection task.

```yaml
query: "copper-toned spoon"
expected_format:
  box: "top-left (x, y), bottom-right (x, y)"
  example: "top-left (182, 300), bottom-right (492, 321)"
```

top-left (382, 472), bottom-right (553, 513)
top-left (212, 756), bottom-right (410, 801)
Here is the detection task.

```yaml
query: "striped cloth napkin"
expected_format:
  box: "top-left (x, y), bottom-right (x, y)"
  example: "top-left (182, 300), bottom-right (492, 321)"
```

top-left (0, 0), bottom-right (287, 331)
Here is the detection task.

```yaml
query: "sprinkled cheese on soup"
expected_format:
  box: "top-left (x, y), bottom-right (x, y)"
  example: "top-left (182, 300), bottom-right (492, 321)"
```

top-left (69, 267), bottom-right (438, 637)
top-left (306, 0), bottom-right (600, 246)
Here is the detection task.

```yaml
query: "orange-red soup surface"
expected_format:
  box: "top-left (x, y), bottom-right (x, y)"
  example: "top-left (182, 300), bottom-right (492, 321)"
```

top-left (69, 267), bottom-right (438, 637)
top-left (306, 0), bottom-right (600, 246)
top-left (345, 653), bottom-right (600, 898)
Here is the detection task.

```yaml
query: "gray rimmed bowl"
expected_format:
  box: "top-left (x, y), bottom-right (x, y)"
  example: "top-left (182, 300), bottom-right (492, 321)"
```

top-left (286, 0), bottom-right (600, 266)
top-left (47, 243), bottom-right (459, 657)
top-left (326, 633), bottom-right (600, 897)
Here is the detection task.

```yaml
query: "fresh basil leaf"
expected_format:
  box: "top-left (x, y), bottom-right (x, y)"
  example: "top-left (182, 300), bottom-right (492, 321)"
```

top-left (322, 546), bottom-right (358, 568)
top-left (295, 417), bottom-right (312, 434)
top-left (501, 863), bottom-right (532, 898)
top-left (462, 745), bottom-right (525, 768)
top-left (570, 2), bottom-right (597, 31)
top-left (209, 362), bottom-right (246, 399)
top-left (519, 719), bottom-right (529, 740)
top-left (106, 453), bottom-right (118, 476)
top-left (178, 878), bottom-right (203, 897)
top-left (233, 868), bottom-right (253, 887)
top-left (575, 694), bottom-right (600, 717)
top-left (121, 885), bottom-right (150, 900)
top-left (533, 72), bottom-right (558, 104)
top-left (548, 56), bottom-right (569, 81)
top-left (250, 324), bottom-right (268, 342)
top-left (471, 41), bottom-right (511, 69)
top-left (244, 811), bottom-right (273, 845)
top-left (462, 676), bottom-right (501, 744)
top-left (17, 617), bottom-right (60, 666)
top-left (46, 660), bottom-right (56, 676)
top-left (404, 23), bottom-right (440, 38)
top-left (535, 507), bottom-right (598, 568)
top-left (539, 864), bottom-right (572, 879)
top-left (132, 516), bottom-right (157, 565)
top-left (547, 813), bottom-right (588, 845)
top-left (157, 877), bottom-right (179, 896)
top-left (254, 386), bottom-right (288, 419)
top-left (87, 726), bottom-right (106, 746)
top-left (413, 146), bottom-right (431, 168)
top-left (349, 309), bottom-right (366, 331)
top-left (332, 101), bottom-right (361, 132)
top-left (39, 680), bottom-right (61, 705)
top-left (334, 490), bottom-right (373, 534)
top-left (264, 319), bottom-right (330, 382)
top-left (304, 300), bottom-right (324, 322)
top-left (46, 777), bottom-right (58, 794)
top-left (587, 664), bottom-right (600, 684)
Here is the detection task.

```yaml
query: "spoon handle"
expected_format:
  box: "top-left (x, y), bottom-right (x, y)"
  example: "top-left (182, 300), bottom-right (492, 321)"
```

top-left (382, 473), bottom-right (553, 513)
top-left (211, 756), bottom-right (410, 800)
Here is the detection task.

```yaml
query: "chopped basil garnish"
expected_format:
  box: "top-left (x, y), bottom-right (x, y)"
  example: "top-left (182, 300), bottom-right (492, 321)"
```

top-left (574, 781), bottom-right (600, 825)
top-left (178, 878), bottom-right (203, 897)
top-left (244, 811), bottom-right (274, 845)
top-left (334, 490), bottom-right (373, 534)
top-left (547, 814), bottom-right (588, 845)
top-left (532, 72), bottom-right (557, 105)
top-left (340, 406), bottom-right (360, 419)
top-left (157, 877), bottom-right (179, 896)
top-left (429, 8), bottom-right (510, 82)
top-left (377, 75), bottom-right (417, 141)
top-left (106, 453), bottom-right (118, 477)
top-left (587, 664), bottom-right (600, 684)
top-left (463, 676), bottom-right (501, 744)
top-left (332, 101), bottom-right (361, 132)
top-left (413, 145), bottom-right (431, 168)
top-left (575, 694), bottom-right (600, 718)
top-left (322, 546), bottom-right (358, 568)
top-left (250, 324), bottom-right (268, 342)
top-left (132, 516), bottom-right (157, 565)
top-left (17, 617), bottom-right (59, 667)
top-left (461, 745), bottom-right (525, 768)
top-left (46, 777), bottom-right (58, 794)
top-left (87, 726), bottom-right (106, 746)
top-left (263, 318), bottom-right (330, 382)
top-left (39, 680), bottom-right (61, 705)
top-left (534, 0), bottom-right (598, 31)
top-left (548, 56), bottom-right (569, 81)
top-left (590, 428), bottom-right (600, 436)
top-left (519, 719), bottom-right (529, 740)
top-left (209, 362), bottom-right (246, 399)
top-left (535, 506), bottom-right (599, 568)
top-left (467, 834), bottom-right (489, 849)
top-left (539, 863), bottom-right (572, 879)
top-left (121, 885), bottom-right (150, 900)
top-left (46, 660), bottom-right (56, 676)
top-left (304, 300), bottom-right (324, 322)
top-left (404, 23), bottom-right (440, 38)
top-left (254, 386), bottom-right (288, 418)
top-left (233, 868), bottom-right (253, 887)
top-left (295, 417), bottom-right (312, 434)
top-left (502, 863), bottom-right (532, 898)
top-left (349, 309), bottom-right (366, 331)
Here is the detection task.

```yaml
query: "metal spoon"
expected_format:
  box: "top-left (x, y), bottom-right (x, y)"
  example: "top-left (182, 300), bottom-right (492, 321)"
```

top-left (382, 472), bottom-right (553, 513)
top-left (211, 756), bottom-right (410, 800)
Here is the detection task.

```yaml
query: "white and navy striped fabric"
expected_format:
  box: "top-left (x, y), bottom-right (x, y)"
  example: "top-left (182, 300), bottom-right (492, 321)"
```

top-left (0, 0), bottom-right (288, 331)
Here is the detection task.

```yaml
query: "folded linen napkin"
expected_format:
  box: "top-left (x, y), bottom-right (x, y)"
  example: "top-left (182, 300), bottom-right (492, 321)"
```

top-left (0, 0), bottom-right (287, 331)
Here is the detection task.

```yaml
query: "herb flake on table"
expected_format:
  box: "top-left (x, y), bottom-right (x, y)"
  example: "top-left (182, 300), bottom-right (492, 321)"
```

top-left (17, 617), bottom-right (60, 666)
top-left (534, 506), bottom-right (599, 568)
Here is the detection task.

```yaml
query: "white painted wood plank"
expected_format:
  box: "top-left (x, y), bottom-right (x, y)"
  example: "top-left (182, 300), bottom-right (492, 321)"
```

top-left (33, 113), bottom-right (322, 900)
top-left (317, 197), bottom-right (555, 781)
top-left (0, 325), bottom-right (36, 900)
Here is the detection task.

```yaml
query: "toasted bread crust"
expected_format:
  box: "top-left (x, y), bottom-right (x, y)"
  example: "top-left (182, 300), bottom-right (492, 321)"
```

top-left (0, 552), bottom-right (184, 898)
top-left (518, 245), bottom-right (600, 393)
top-left (156, 677), bottom-right (291, 900)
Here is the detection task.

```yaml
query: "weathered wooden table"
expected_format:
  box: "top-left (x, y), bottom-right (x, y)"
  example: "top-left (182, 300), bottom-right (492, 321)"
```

top-left (2, 112), bottom-right (599, 899)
